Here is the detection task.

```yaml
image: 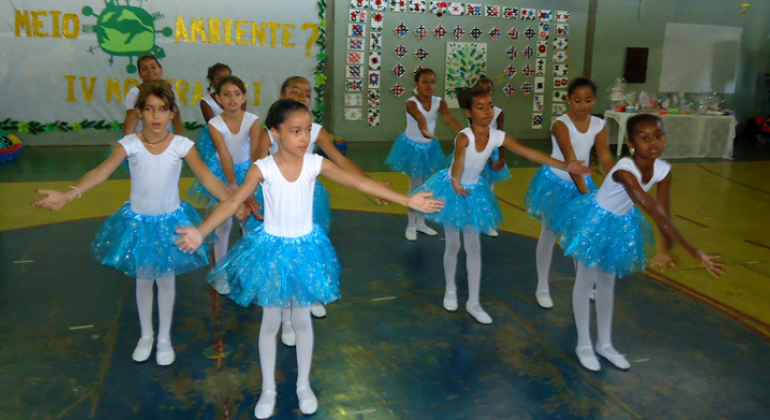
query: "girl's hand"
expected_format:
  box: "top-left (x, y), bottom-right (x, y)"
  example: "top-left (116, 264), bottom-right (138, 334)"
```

top-left (406, 191), bottom-right (444, 213)
top-left (243, 197), bottom-right (263, 220)
top-left (175, 227), bottom-right (204, 254)
top-left (451, 178), bottom-right (470, 197)
top-left (566, 160), bottom-right (592, 176)
top-left (420, 128), bottom-right (437, 139)
top-left (696, 251), bottom-right (725, 278)
top-left (32, 189), bottom-right (70, 211)
top-left (650, 253), bottom-right (676, 271)
top-left (225, 183), bottom-right (239, 193)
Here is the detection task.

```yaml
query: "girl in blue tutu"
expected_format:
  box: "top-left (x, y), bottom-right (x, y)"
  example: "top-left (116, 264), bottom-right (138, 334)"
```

top-left (524, 77), bottom-right (615, 309)
top-left (386, 68), bottom-right (464, 241)
top-left (191, 63), bottom-right (229, 167)
top-left (187, 76), bottom-right (261, 266)
top-left (176, 99), bottom-right (443, 418)
top-left (549, 114), bottom-right (724, 372)
top-left (247, 75), bottom-right (390, 345)
top-left (33, 81), bottom-right (235, 366)
top-left (414, 88), bottom-right (591, 324)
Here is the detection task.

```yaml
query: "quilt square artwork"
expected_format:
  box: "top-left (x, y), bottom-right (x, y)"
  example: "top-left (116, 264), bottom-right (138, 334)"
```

top-left (504, 64), bottom-right (517, 78)
top-left (348, 23), bottom-right (366, 37)
top-left (351, 0), bottom-right (369, 9)
top-left (507, 27), bottom-right (519, 41)
top-left (552, 103), bottom-right (568, 115)
top-left (445, 42), bottom-right (488, 108)
top-left (368, 108), bottom-right (380, 126)
top-left (414, 46), bottom-right (429, 60)
top-left (370, 32), bottom-right (382, 50)
top-left (344, 108), bottom-right (363, 121)
top-left (466, 3), bottom-right (482, 16)
top-left (553, 50), bottom-right (568, 63)
top-left (506, 46), bottom-right (518, 60)
top-left (371, 12), bottom-right (384, 31)
top-left (537, 41), bottom-right (547, 57)
top-left (348, 37), bottom-right (365, 51)
top-left (368, 89), bottom-right (381, 106)
top-left (556, 23), bottom-right (569, 36)
top-left (394, 44), bottom-right (408, 58)
top-left (532, 113), bottom-right (543, 129)
top-left (520, 8), bottom-right (536, 20)
top-left (347, 52), bottom-right (364, 64)
top-left (346, 79), bottom-right (363, 91)
top-left (344, 93), bottom-right (363, 107)
top-left (533, 94), bottom-right (544, 112)
top-left (553, 90), bottom-right (567, 102)
top-left (434, 24), bottom-right (447, 39)
top-left (452, 25), bottom-right (465, 41)
top-left (539, 10), bottom-right (551, 21)
top-left (395, 22), bottom-right (408, 38)
top-left (448, 2), bottom-right (465, 15)
top-left (485, 5), bottom-right (500, 17)
top-left (523, 45), bottom-right (534, 59)
top-left (524, 26), bottom-right (536, 40)
top-left (429, 1), bottom-right (441, 13)
top-left (349, 9), bottom-right (367, 22)
top-left (503, 83), bottom-right (516, 97)
top-left (521, 82), bottom-right (533, 95)
top-left (502, 7), bottom-right (518, 19)
top-left (522, 63), bottom-right (534, 77)
top-left (539, 22), bottom-right (550, 40)
top-left (391, 83), bottom-right (406, 97)
top-left (489, 27), bottom-right (502, 41)
top-left (393, 63), bottom-right (406, 77)
top-left (534, 76), bottom-right (545, 92)
top-left (553, 63), bottom-right (568, 75)
top-left (470, 27), bottom-right (483, 40)
top-left (556, 10), bottom-right (569, 22)
top-left (389, 0), bottom-right (407, 12)
top-left (369, 51), bottom-right (382, 70)
top-left (369, 71), bottom-right (381, 88)
top-left (554, 37), bottom-right (568, 50)
top-left (409, 0), bottom-right (426, 12)
top-left (553, 77), bottom-right (568, 88)
top-left (370, 0), bottom-right (387, 11)
top-left (346, 65), bottom-right (363, 78)
top-left (414, 24), bottom-right (428, 40)
top-left (536, 58), bottom-right (546, 75)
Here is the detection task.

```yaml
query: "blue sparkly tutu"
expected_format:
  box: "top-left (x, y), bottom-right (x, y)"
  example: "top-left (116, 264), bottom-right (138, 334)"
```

top-left (243, 180), bottom-right (331, 232)
top-left (481, 148), bottom-right (511, 185)
top-left (187, 159), bottom-right (251, 210)
top-left (413, 169), bottom-right (503, 233)
top-left (550, 192), bottom-right (654, 278)
top-left (525, 166), bottom-right (597, 230)
top-left (194, 125), bottom-right (217, 163)
top-left (206, 224), bottom-right (342, 308)
top-left (385, 133), bottom-right (445, 179)
top-left (91, 202), bottom-right (216, 279)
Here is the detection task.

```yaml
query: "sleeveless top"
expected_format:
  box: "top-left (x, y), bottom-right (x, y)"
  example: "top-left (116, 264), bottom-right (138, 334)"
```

top-left (595, 157), bottom-right (671, 215)
top-left (405, 96), bottom-right (442, 144)
top-left (450, 127), bottom-right (506, 185)
top-left (208, 112), bottom-right (260, 164)
top-left (549, 114), bottom-right (605, 181)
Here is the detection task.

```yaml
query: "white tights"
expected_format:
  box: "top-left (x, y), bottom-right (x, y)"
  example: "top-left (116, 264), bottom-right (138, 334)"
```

top-left (136, 274), bottom-right (176, 341)
top-left (535, 225), bottom-right (557, 293)
top-left (407, 176), bottom-right (428, 229)
top-left (573, 261), bottom-right (616, 350)
top-left (213, 217), bottom-right (234, 263)
top-left (443, 228), bottom-right (482, 304)
top-left (259, 307), bottom-right (314, 391)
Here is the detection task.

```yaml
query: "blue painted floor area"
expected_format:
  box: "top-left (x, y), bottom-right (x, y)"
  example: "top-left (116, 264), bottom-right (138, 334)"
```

top-left (1, 211), bottom-right (769, 419)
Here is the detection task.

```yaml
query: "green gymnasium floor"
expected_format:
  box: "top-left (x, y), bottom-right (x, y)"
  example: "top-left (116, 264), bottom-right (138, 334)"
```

top-left (1, 139), bottom-right (770, 419)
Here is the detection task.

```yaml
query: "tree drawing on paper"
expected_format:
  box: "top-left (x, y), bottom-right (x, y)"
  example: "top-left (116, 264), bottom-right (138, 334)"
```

top-left (444, 42), bottom-right (487, 108)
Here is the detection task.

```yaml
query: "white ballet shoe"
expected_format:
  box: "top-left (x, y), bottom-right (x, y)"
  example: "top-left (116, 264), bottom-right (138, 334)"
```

top-left (486, 229), bottom-right (499, 237)
top-left (297, 386), bottom-right (318, 415)
top-left (535, 290), bottom-right (554, 309)
top-left (465, 302), bottom-right (492, 324)
top-left (443, 290), bottom-right (458, 312)
top-left (132, 336), bottom-right (154, 362)
top-left (596, 345), bottom-right (630, 370)
top-left (254, 389), bottom-right (277, 419)
top-left (589, 288), bottom-right (596, 302)
top-left (156, 339), bottom-right (175, 366)
top-left (416, 224), bottom-right (438, 236)
top-left (405, 227), bottom-right (417, 241)
top-left (310, 303), bottom-right (327, 318)
top-left (211, 278), bottom-right (231, 295)
top-left (576, 346), bottom-right (601, 372)
top-left (281, 321), bottom-right (297, 347)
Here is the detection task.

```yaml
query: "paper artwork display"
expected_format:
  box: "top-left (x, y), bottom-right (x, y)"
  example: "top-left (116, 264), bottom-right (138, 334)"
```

top-left (369, 52), bottom-right (382, 70)
top-left (345, 93), bottom-right (363, 107)
top-left (470, 27), bottom-right (483, 41)
top-left (552, 103), bottom-right (568, 114)
top-left (395, 23), bottom-right (409, 38)
top-left (522, 64), bottom-right (534, 77)
top-left (536, 58), bottom-right (546, 75)
top-left (553, 77), bottom-right (568, 88)
top-left (409, 0), bottom-right (426, 12)
top-left (349, 24), bottom-right (366, 37)
top-left (533, 94), bottom-right (544, 111)
top-left (414, 24), bottom-right (428, 40)
top-left (508, 27), bottom-right (519, 41)
top-left (368, 108), bottom-right (380, 126)
top-left (346, 65), bottom-right (363, 78)
top-left (521, 82), bottom-right (533, 95)
top-left (539, 22), bottom-right (550, 40)
top-left (448, 2), bottom-right (465, 15)
top-left (520, 8), bottom-right (536, 20)
top-left (524, 26), bottom-right (536, 40)
top-left (414, 65), bottom-right (425, 75)
top-left (452, 26), bottom-right (465, 41)
top-left (394, 44), bottom-right (408, 58)
top-left (369, 71), bottom-right (381, 88)
top-left (392, 83), bottom-right (406, 97)
top-left (368, 89), bottom-right (381, 106)
top-left (371, 12), bottom-right (384, 31)
top-left (346, 79), bottom-right (363, 91)
top-left (389, 0), bottom-right (407, 12)
top-left (370, 0), bottom-right (387, 11)
top-left (434, 25), bottom-right (447, 39)
top-left (344, 108), bottom-right (363, 120)
top-left (351, 0), bottom-right (369, 9)
top-left (523, 45), bottom-right (534, 59)
top-left (414, 46), bottom-right (429, 60)
top-left (504, 65), bottom-right (517, 78)
top-left (534, 76), bottom-right (545, 92)
top-left (506, 46), bottom-right (518, 60)
top-left (489, 27), bottom-right (502, 41)
top-left (537, 41), bottom-right (548, 57)
top-left (556, 23), bottom-right (569, 36)
top-left (370, 32), bottom-right (383, 50)
top-left (532, 113), bottom-right (543, 129)
top-left (556, 10), bottom-right (569, 22)
top-left (553, 90), bottom-right (567, 102)
top-left (554, 37), bottom-right (568, 50)
top-left (393, 63), bottom-right (406, 77)
top-left (445, 42), bottom-right (488, 108)
top-left (348, 37), bottom-right (365, 51)
top-left (485, 5), bottom-right (500, 17)
top-left (539, 10), bottom-right (552, 21)
top-left (503, 84), bottom-right (516, 97)
top-left (429, 1), bottom-right (442, 13)
top-left (553, 63), bottom-right (568, 76)
top-left (466, 3), bottom-right (482, 16)
top-left (350, 9), bottom-right (368, 22)
top-left (347, 52), bottom-right (364, 64)
top-left (502, 7), bottom-right (518, 19)
top-left (553, 50), bottom-right (568, 63)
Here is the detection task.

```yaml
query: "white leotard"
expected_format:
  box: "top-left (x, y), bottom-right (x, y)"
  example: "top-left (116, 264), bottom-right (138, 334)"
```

top-left (595, 157), bottom-right (671, 215)
top-left (208, 112), bottom-right (260, 165)
top-left (549, 114), bottom-right (605, 181)
top-left (450, 127), bottom-right (506, 185)
top-left (405, 96), bottom-right (442, 144)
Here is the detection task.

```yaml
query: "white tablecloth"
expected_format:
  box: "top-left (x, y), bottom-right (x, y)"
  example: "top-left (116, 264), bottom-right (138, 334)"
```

top-left (603, 111), bottom-right (737, 159)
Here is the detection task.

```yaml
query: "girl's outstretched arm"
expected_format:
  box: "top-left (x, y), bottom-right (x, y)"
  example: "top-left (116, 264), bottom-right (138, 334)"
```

top-left (320, 159), bottom-right (444, 213)
top-left (502, 133), bottom-right (591, 176)
top-left (406, 101), bottom-right (436, 139)
top-left (450, 133), bottom-right (471, 197)
top-left (176, 165), bottom-right (264, 253)
top-left (594, 125), bottom-right (615, 174)
top-left (209, 125), bottom-right (238, 190)
top-left (33, 144), bottom-right (127, 211)
top-left (614, 170), bottom-right (724, 278)
top-left (439, 100), bottom-right (463, 133)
